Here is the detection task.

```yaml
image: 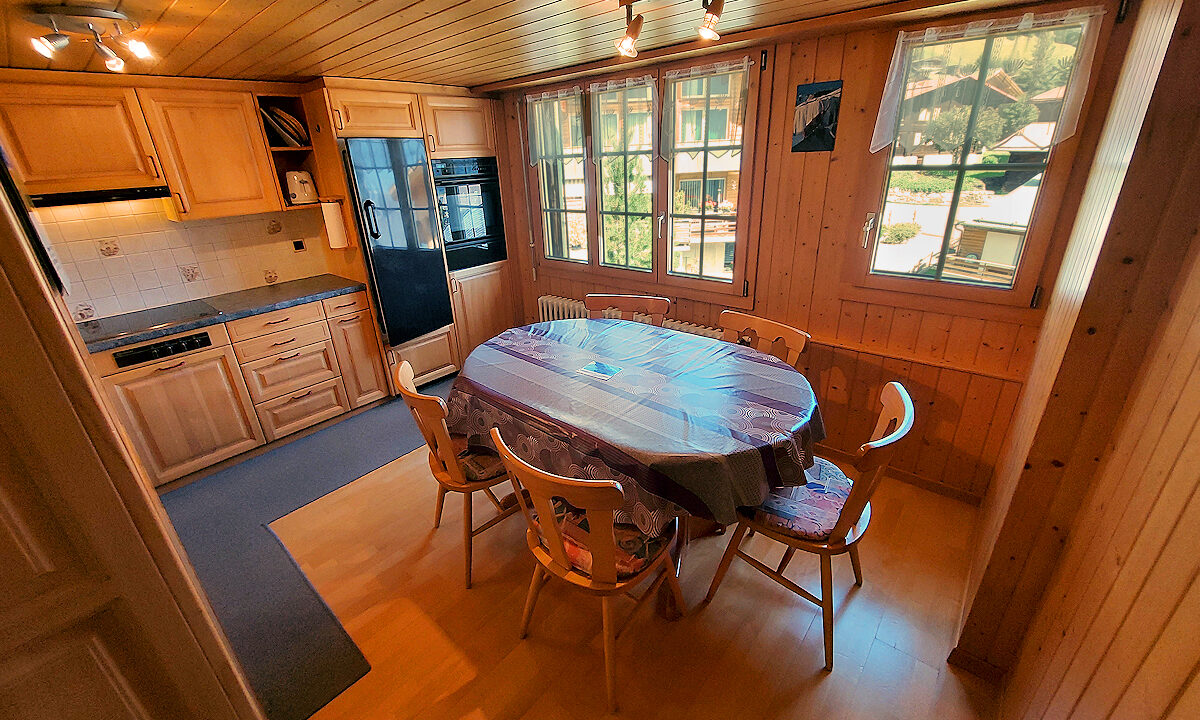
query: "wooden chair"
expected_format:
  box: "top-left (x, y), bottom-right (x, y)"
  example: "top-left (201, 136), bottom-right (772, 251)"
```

top-left (393, 361), bottom-right (522, 588)
top-left (584, 293), bottom-right (672, 326)
top-left (718, 309), bottom-right (811, 369)
top-left (490, 426), bottom-right (685, 712)
top-left (705, 381), bottom-right (914, 671)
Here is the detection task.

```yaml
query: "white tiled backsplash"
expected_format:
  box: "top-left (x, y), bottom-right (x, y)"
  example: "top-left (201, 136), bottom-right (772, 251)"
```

top-left (33, 199), bottom-right (341, 321)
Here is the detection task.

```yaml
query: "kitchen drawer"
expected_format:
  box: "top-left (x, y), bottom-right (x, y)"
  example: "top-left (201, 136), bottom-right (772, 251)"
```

top-left (240, 340), bottom-right (340, 403)
top-left (226, 301), bottom-right (325, 342)
top-left (322, 291), bottom-right (369, 318)
top-left (233, 320), bottom-right (329, 364)
top-left (255, 377), bottom-right (350, 442)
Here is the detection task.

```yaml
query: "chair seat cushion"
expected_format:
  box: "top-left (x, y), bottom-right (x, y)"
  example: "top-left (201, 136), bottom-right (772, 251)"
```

top-left (534, 499), bottom-right (671, 579)
top-left (750, 456), bottom-right (853, 540)
top-left (449, 434), bottom-right (506, 483)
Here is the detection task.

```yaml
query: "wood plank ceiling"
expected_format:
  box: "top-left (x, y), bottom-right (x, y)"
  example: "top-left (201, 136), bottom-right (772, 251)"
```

top-left (1, 0), bottom-right (895, 87)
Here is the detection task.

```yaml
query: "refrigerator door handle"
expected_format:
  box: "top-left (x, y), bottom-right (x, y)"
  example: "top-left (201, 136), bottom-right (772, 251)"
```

top-left (362, 199), bottom-right (382, 239)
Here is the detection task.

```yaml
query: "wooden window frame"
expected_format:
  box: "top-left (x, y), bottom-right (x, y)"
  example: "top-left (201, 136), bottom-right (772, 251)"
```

top-left (527, 92), bottom-right (590, 265)
top-left (524, 50), bottom-right (766, 309)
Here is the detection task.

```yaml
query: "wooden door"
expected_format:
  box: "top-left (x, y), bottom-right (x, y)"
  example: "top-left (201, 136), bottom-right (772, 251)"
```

top-left (0, 187), bottom-right (263, 720)
top-left (328, 309), bottom-right (389, 408)
top-left (451, 261), bottom-right (515, 356)
top-left (391, 325), bottom-right (458, 387)
top-left (0, 83), bottom-right (163, 195)
top-left (102, 345), bottom-right (265, 485)
top-left (136, 88), bottom-right (281, 219)
top-left (328, 88), bottom-right (422, 138)
top-left (420, 95), bottom-right (496, 157)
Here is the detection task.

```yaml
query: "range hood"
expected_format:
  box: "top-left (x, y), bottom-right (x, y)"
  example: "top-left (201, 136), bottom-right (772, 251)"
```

top-left (28, 185), bottom-right (170, 207)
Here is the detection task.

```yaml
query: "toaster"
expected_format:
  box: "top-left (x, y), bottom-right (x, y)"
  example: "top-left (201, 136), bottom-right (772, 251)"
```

top-left (285, 171), bottom-right (318, 204)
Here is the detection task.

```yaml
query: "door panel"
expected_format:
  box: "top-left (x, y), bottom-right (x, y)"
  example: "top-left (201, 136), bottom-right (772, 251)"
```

top-left (329, 89), bottom-right (421, 138)
top-left (420, 95), bottom-right (495, 158)
top-left (328, 310), bottom-right (388, 408)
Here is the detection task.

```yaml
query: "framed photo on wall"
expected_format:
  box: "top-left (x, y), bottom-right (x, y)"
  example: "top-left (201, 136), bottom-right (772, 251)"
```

top-left (792, 80), bottom-right (842, 152)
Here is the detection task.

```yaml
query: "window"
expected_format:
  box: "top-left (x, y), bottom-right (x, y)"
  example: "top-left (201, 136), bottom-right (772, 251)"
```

top-left (593, 83), bottom-right (654, 271)
top-left (872, 23), bottom-right (1088, 288)
top-left (665, 67), bottom-right (749, 281)
top-left (530, 94), bottom-right (587, 262)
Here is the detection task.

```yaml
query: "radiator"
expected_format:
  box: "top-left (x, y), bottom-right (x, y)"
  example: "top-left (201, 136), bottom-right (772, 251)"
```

top-left (536, 294), bottom-right (723, 339)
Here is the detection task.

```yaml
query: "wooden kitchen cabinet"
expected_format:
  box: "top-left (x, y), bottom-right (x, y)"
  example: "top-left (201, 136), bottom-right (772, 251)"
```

top-left (392, 325), bottom-right (458, 387)
top-left (136, 88), bottom-right (281, 219)
top-left (255, 377), bottom-right (350, 442)
top-left (327, 88), bottom-right (422, 138)
top-left (419, 95), bottom-right (495, 157)
top-left (450, 261), bottom-right (515, 357)
top-left (328, 309), bottom-right (389, 408)
top-left (0, 84), bottom-right (163, 195)
top-left (102, 345), bottom-right (264, 485)
top-left (240, 339), bottom-right (341, 404)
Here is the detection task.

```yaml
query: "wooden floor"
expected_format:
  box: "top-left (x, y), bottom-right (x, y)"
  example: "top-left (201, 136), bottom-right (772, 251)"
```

top-left (271, 450), bottom-right (998, 720)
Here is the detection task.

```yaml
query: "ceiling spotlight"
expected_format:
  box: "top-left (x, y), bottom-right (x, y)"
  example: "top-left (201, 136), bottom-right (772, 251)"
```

top-left (125, 37), bottom-right (152, 60)
top-left (31, 19), bottom-right (69, 58)
top-left (698, 0), bottom-right (724, 41)
top-left (91, 28), bottom-right (124, 72)
top-left (616, 3), bottom-right (643, 58)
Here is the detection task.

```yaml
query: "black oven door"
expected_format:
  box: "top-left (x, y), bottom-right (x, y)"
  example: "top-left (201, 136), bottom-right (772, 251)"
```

top-left (436, 179), bottom-right (504, 245)
top-left (445, 236), bottom-right (507, 272)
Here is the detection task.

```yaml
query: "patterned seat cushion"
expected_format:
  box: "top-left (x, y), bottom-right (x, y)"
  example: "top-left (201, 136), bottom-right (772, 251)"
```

top-left (533, 498), bottom-right (672, 579)
top-left (750, 456), bottom-right (853, 540)
top-left (449, 434), bottom-right (506, 483)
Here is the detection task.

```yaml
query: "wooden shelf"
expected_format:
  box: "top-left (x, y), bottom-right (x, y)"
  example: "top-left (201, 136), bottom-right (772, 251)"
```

top-left (269, 145), bottom-right (313, 152)
top-left (282, 202), bottom-right (321, 211)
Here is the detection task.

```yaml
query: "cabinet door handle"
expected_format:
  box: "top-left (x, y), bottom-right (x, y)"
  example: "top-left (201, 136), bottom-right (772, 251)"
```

top-left (173, 192), bottom-right (189, 215)
top-left (333, 108), bottom-right (344, 131)
top-left (275, 351), bottom-right (301, 362)
top-left (271, 337), bottom-right (296, 346)
top-left (428, 133), bottom-right (436, 152)
top-left (337, 317), bottom-right (356, 324)
top-left (285, 390), bottom-right (312, 403)
top-left (147, 154), bottom-right (161, 179)
top-left (155, 361), bottom-right (185, 372)
top-left (333, 301), bottom-right (355, 309)
top-left (265, 316), bottom-right (291, 325)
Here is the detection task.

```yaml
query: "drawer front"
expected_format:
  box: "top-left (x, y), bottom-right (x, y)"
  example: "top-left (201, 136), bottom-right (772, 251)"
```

top-left (322, 291), bottom-right (369, 318)
top-left (241, 340), bottom-right (340, 403)
top-left (256, 377), bottom-right (350, 442)
top-left (233, 320), bottom-right (329, 364)
top-left (394, 326), bottom-right (457, 386)
top-left (226, 301), bottom-right (325, 342)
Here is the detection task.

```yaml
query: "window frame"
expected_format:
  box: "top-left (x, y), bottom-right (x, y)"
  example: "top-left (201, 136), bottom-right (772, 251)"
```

top-left (847, 18), bottom-right (1096, 308)
top-left (527, 91), bottom-right (591, 265)
top-left (523, 50), bottom-right (764, 306)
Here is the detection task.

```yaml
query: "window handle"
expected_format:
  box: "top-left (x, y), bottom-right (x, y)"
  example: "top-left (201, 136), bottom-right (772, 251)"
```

top-left (861, 213), bottom-right (877, 249)
top-left (657, 212), bottom-right (666, 237)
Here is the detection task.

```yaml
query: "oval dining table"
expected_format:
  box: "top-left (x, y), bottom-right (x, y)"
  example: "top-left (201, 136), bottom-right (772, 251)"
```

top-left (445, 318), bottom-right (826, 610)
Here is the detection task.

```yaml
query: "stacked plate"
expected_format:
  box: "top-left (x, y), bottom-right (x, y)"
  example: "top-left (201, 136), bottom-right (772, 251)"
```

top-left (260, 105), bottom-right (310, 148)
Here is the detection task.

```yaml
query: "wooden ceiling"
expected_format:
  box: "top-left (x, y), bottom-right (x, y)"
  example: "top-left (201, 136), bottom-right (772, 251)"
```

top-left (0, 0), bottom-right (906, 88)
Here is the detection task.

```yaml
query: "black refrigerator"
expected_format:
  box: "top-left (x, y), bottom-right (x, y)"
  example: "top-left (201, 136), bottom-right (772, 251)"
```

top-left (341, 137), bottom-right (454, 347)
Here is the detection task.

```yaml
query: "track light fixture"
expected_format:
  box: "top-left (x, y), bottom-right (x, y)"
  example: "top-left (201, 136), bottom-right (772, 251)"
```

top-left (91, 27), bottom-right (124, 72)
top-left (698, 0), bottom-right (724, 41)
top-left (27, 5), bottom-right (150, 71)
top-left (31, 18), bottom-right (69, 58)
top-left (616, 1), bottom-right (643, 58)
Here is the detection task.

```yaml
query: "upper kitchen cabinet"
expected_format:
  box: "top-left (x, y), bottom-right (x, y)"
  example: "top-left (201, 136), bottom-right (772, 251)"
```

top-left (136, 88), bottom-right (281, 219)
top-left (420, 95), bottom-right (496, 157)
top-left (0, 84), bottom-right (163, 195)
top-left (327, 88), bottom-right (422, 138)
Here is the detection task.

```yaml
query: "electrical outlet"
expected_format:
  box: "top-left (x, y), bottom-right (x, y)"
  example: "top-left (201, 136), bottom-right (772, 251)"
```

top-left (292, 239), bottom-right (306, 252)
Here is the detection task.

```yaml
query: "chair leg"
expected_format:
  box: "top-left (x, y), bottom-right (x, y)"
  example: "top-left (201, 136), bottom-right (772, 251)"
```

top-left (433, 486), bottom-right (447, 529)
top-left (819, 553), bottom-right (834, 671)
top-left (849, 545), bottom-right (863, 587)
top-left (705, 521), bottom-right (748, 604)
top-left (777, 547), bottom-right (797, 574)
top-left (664, 562), bottom-right (686, 616)
top-left (519, 566), bottom-right (547, 639)
top-left (463, 491), bottom-right (474, 589)
top-left (601, 596), bottom-right (618, 713)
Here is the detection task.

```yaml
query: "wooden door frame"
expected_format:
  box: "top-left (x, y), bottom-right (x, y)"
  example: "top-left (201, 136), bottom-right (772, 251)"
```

top-left (0, 183), bottom-right (265, 718)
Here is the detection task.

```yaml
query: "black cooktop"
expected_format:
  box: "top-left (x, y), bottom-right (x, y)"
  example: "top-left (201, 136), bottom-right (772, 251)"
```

top-left (77, 299), bottom-right (221, 346)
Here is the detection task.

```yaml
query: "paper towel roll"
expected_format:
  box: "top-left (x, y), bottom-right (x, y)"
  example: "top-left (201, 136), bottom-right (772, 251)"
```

top-left (321, 201), bottom-right (349, 249)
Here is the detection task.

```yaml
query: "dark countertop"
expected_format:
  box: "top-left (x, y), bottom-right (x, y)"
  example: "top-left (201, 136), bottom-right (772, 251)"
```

top-left (78, 274), bottom-right (366, 353)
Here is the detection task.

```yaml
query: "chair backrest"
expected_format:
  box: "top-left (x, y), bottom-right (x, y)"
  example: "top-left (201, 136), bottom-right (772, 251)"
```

top-left (829, 381), bottom-right (915, 543)
top-left (718, 310), bottom-right (811, 369)
top-left (394, 361), bottom-right (468, 486)
top-left (584, 293), bottom-right (671, 326)
top-left (490, 427), bottom-right (626, 585)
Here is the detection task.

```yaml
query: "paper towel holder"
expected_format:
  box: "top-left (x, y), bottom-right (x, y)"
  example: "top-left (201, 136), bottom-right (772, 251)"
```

top-left (317, 197), bottom-right (351, 250)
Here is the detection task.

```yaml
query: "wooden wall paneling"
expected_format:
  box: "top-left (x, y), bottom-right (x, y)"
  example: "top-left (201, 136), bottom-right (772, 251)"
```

top-left (859, 303), bottom-right (893, 350)
top-left (143, 0), bottom-right (275, 77)
top-left (842, 350), bottom-right (884, 450)
top-left (956, 0), bottom-right (1190, 680)
top-left (941, 374), bottom-right (1003, 492)
top-left (888, 361), bottom-right (940, 476)
top-left (176, 1), bottom-right (327, 79)
top-left (886, 308), bottom-right (922, 356)
top-left (835, 299), bottom-right (867, 345)
top-left (913, 367), bottom-right (970, 488)
top-left (943, 317), bottom-right (986, 367)
top-left (974, 320), bottom-right (1021, 377)
top-left (495, 94), bottom-right (539, 324)
top-left (970, 380), bottom-right (1020, 497)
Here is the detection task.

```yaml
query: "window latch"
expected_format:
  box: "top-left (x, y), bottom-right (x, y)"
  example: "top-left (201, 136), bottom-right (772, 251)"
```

top-left (861, 213), bottom-right (877, 248)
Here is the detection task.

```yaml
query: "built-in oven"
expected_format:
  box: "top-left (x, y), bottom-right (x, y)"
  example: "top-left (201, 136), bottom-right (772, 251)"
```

top-left (432, 156), bottom-right (507, 272)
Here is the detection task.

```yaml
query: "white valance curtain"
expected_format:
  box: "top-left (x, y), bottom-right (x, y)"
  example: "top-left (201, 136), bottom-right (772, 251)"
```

top-left (588, 75), bottom-right (657, 153)
top-left (525, 86), bottom-right (582, 165)
top-left (660, 57), bottom-right (752, 159)
top-left (869, 6), bottom-right (1105, 153)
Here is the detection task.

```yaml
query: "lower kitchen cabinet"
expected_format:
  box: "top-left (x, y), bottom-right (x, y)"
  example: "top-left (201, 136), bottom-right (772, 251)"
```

top-left (102, 346), bottom-right (264, 485)
top-left (392, 325), bottom-right (458, 387)
top-left (450, 261), bottom-right (515, 357)
top-left (240, 339), bottom-right (341, 403)
top-left (328, 309), bottom-right (389, 408)
top-left (255, 377), bottom-right (351, 442)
